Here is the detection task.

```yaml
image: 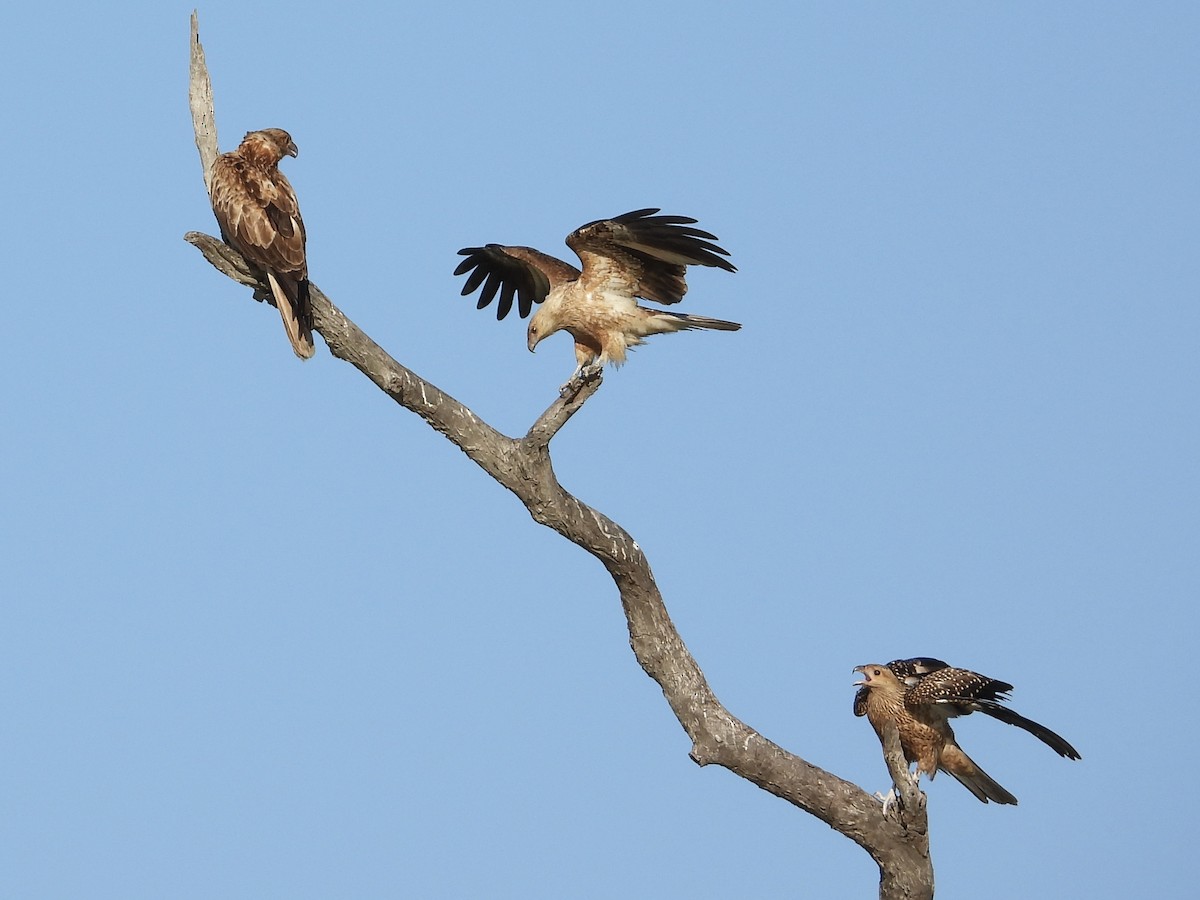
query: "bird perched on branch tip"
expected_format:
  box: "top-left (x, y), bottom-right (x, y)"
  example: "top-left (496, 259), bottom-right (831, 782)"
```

top-left (209, 128), bottom-right (314, 359)
top-left (454, 208), bottom-right (739, 384)
top-left (853, 658), bottom-right (1080, 805)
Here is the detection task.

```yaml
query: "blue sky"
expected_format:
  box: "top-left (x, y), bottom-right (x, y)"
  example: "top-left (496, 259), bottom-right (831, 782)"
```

top-left (2, 2), bottom-right (1196, 897)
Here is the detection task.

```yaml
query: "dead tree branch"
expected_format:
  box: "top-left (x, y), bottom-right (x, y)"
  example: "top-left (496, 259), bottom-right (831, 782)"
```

top-left (183, 14), bottom-right (934, 898)
top-left (188, 11), bottom-right (218, 192)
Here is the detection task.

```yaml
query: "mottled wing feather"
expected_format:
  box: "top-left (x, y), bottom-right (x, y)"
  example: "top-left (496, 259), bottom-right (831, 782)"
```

top-left (210, 158), bottom-right (307, 277)
top-left (454, 244), bottom-right (579, 319)
top-left (567, 208), bottom-right (736, 306)
top-left (901, 665), bottom-right (1080, 758)
top-left (905, 667), bottom-right (1009, 711)
top-left (886, 657), bottom-right (951, 687)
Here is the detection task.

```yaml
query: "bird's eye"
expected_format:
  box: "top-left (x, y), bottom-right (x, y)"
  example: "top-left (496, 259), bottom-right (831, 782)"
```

top-left (872, 668), bottom-right (882, 676)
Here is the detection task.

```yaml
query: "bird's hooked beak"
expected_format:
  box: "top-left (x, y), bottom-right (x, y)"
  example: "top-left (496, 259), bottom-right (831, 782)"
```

top-left (853, 665), bottom-right (870, 687)
top-left (285, 140), bottom-right (299, 158)
top-left (526, 327), bottom-right (540, 354)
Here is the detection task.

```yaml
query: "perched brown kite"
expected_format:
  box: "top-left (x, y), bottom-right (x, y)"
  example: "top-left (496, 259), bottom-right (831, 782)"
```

top-left (454, 209), bottom-right (739, 377)
top-left (854, 658), bottom-right (1080, 805)
top-left (209, 128), bottom-right (314, 359)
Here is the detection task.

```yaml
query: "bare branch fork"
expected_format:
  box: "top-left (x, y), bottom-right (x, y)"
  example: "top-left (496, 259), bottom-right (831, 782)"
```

top-left (183, 12), bottom-right (933, 898)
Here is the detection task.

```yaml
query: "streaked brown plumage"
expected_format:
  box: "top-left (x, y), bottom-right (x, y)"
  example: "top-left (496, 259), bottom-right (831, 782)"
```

top-left (209, 128), bottom-right (314, 359)
top-left (852, 657), bottom-right (948, 717)
top-left (853, 658), bottom-right (1080, 805)
top-left (454, 209), bottom-right (739, 376)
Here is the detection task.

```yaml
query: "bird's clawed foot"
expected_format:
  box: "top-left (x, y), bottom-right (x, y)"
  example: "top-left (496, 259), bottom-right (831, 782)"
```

top-left (558, 362), bottom-right (603, 399)
top-left (876, 789), bottom-right (900, 817)
top-left (876, 769), bottom-right (926, 818)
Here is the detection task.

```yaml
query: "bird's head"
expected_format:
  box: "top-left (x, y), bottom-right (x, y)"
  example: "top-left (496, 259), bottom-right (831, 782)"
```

top-left (243, 128), bottom-right (298, 162)
top-left (854, 664), bottom-right (898, 689)
top-left (526, 308), bottom-right (551, 353)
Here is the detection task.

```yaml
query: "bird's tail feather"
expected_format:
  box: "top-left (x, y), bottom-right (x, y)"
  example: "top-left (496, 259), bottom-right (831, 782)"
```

top-left (940, 745), bottom-right (1018, 805)
top-left (267, 272), bottom-right (316, 359)
top-left (656, 311), bottom-right (742, 332)
top-left (974, 700), bottom-right (1081, 759)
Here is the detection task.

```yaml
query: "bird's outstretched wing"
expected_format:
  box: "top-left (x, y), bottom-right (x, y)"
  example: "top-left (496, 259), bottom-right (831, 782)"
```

top-left (968, 699), bottom-right (1082, 759)
top-left (907, 666), bottom-right (1082, 759)
top-left (566, 208), bottom-right (736, 306)
top-left (906, 666), bottom-right (1015, 710)
top-left (454, 245), bottom-right (580, 320)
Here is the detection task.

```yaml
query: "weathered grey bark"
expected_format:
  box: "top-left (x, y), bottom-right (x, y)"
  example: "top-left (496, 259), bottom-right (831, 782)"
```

top-left (188, 12), bottom-right (218, 194)
top-left (184, 12), bottom-right (935, 898)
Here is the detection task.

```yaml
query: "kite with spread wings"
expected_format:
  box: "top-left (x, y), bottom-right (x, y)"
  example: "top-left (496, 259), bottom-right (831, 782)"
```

top-left (853, 658), bottom-right (1080, 805)
top-left (454, 209), bottom-right (739, 378)
top-left (209, 128), bottom-right (314, 359)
